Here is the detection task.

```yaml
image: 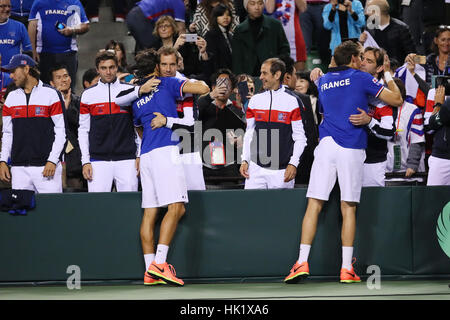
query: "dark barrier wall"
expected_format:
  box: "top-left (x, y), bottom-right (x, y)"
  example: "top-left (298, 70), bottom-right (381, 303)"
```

top-left (1, 186), bottom-right (450, 283)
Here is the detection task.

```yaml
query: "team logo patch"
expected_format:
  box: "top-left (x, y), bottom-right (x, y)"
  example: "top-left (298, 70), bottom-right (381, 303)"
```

top-left (372, 78), bottom-right (379, 84)
top-left (35, 107), bottom-right (42, 115)
top-left (278, 112), bottom-right (288, 122)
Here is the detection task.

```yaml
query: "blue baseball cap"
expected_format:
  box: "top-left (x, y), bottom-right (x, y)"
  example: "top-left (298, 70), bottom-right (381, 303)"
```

top-left (1, 54), bottom-right (37, 72)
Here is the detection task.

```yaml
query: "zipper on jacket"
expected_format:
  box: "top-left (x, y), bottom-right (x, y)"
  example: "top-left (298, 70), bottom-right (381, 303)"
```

top-left (268, 90), bottom-right (272, 123)
top-left (108, 82), bottom-right (113, 159)
top-left (24, 85), bottom-right (35, 165)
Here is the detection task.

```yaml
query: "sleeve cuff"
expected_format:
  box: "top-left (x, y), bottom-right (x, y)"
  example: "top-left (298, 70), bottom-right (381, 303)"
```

top-left (241, 156), bottom-right (250, 164)
top-left (166, 117), bottom-right (174, 129)
top-left (367, 117), bottom-right (377, 129)
top-left (47, 157), bottom-right (59, 165)
top-left (289, 159), bottom-right (299, 168)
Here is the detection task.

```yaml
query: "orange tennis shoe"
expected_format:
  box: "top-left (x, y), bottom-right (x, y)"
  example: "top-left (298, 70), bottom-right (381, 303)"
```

top-left (144, 272), bottom-right (166, 286)
top-left (284, 261), bottom-right (309, 284)
top-left (148, 261), bottom-right (184, 286)
top-left (340, 258), bottom-right (361, 283)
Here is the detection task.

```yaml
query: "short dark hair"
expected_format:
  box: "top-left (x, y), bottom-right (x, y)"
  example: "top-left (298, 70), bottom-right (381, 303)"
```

top-left (334, 40), bottom-right (361, 66)
top-left (390, 57), bottom-right (401, 73)
top-left (279, 55), bottom-right (295, 76)
top-left (27, 66), bottom-right (40, 80)
top-left (364, 47), bottom-right (385, 68)
top-left (95, 50), bottom-right (118, 68)
top-left (48, 64), bottom-right (70, 82)
top-left (82, 68), bottom-right (99, 88)
top-left (210, 68), bottom-right (237, 89)
top-left (131, 49), bottom-right (158, 79)
top-left (263, 58), bottom-right (286, 81)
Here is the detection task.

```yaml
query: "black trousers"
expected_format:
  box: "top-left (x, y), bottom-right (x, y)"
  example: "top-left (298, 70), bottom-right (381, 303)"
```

top-left (126, 5), bottom-right (158, 53)
top-left (81, 0), bottom-right (127, 18)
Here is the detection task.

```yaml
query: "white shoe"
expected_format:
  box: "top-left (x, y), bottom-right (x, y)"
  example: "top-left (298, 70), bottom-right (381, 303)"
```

top-left (90, 17), bottom-right (99, 23)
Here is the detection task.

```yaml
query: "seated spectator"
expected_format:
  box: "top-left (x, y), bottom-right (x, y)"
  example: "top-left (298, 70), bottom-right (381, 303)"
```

top-left (234, 73), bottom-right (255, 111)
top-left (323, 0), bottom-right (365, 54)
top-left (189, 0), bottom-right (240, 38)
top-left (82, 68), bottom-right (100, 89)
top-left (295, 71), bottom-right (320, 124)
top-left (153, 15), bottom-right (211, 83)
top-left (126, 0), bottom-right (185, 52)
top-left (231, 0), bottom-right (290, 77)
top-left (360, 0), bottom-right (415, 64)
top-left (49, 64), bottom-right (85, 190)
top-left (265, 0), bottom-right (308, 71)
top-left (205, 4), bottom-right (233, 72)
top-left (424, 25), bottom-right (450, 84)
top-left (386, 79), bottom-right (426, 180)
top-left (197, 68), bottom-right (245, 184)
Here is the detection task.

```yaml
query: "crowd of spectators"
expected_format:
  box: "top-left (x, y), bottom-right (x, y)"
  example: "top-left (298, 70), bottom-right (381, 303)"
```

top-left (0, 0), bottom-right (449, 193)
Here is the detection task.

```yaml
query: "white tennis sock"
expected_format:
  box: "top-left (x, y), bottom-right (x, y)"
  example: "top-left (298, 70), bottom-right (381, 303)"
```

top-left (342, 246), bottom-right (353, 270)
top-left (298, 244), bottom-right (311, 264)
top-left (144, 254), bottom-right (155, 271)
top-left (155, 244), bottom-right (169, 264)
